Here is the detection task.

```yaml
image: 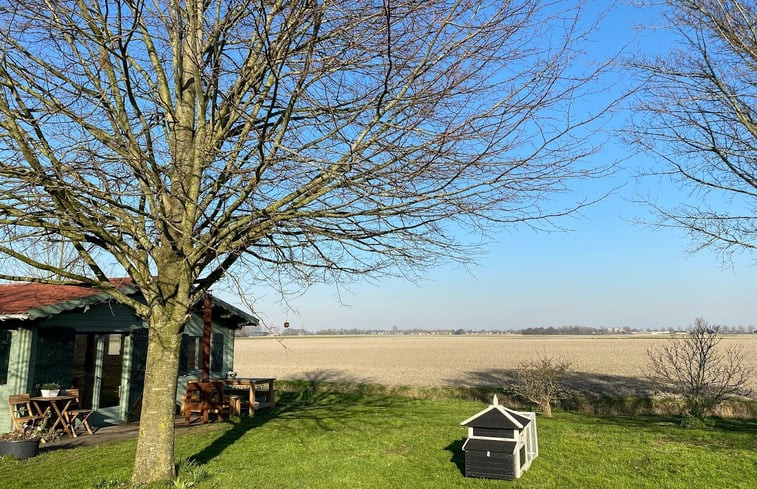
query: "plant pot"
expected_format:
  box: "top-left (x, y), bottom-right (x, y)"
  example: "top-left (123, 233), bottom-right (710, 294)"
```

top-left (41, 389), bottom-right (59, 397)
top-left (0, 438), bottom-right (41, 460)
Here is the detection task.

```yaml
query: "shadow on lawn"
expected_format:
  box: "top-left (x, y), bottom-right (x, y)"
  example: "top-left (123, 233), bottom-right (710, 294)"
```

top-left (453, 368), bottom-right (659, 398)
top-left (270, 370), bottom-right (412, 429)
top-left (444, 438), bottom-right (465, 476)
top-left (576, 413), bottom-right (757, 436)
top-left (459, 368), bottom-right (756, 420)
top-left (189, 408), bottom-right (277, 464)
top-left (712, 417), bottom-right (757, 435)
top-left (189, 369), bottom-right (409, 464)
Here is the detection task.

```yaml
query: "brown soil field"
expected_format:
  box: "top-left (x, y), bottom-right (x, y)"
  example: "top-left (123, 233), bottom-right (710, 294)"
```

top-left (234, 335), bottom-right (757, 398)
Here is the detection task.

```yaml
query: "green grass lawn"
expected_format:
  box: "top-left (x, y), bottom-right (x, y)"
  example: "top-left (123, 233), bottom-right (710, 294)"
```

top-left (2, 389), bottom-right (755, 489)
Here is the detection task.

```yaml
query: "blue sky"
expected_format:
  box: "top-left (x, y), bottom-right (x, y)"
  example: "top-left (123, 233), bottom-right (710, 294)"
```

top-left (229, 1), bottom-right (756, 332)
top-left (240, 191), bottom-right (755, 332)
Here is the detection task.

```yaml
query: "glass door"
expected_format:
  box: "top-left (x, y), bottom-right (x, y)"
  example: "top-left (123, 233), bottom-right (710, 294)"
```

top-left (98, 334), bottom-right (125, 408)
top-left (88, 333), bottom-right (127, 425)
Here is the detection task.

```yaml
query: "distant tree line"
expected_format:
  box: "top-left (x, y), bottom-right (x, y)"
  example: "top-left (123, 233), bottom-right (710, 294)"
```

top-left (517, 326), bottom-right (636, 335)
top-left (236, 324), bottom-right (756, 337)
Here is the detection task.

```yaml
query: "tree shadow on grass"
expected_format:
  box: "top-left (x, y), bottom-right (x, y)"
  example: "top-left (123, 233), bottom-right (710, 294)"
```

top-left (188, 406), bottom-right (279, 464)
top-left (711, 417), bottom-right (757, 435)
top-left (452, 368), bottom-right (660, 398)
top-left (188, 369), bottom-right (410, 464)
top-left (454, 368), bottom-right (755, 423)
top-left (580, 413), bottom-right (757, 436)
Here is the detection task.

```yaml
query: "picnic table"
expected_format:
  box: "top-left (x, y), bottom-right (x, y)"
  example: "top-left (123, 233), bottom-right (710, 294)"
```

top-left (183, 377), bottom-right (276, 424)
top-left (222, 377), bottom-right (275, 415)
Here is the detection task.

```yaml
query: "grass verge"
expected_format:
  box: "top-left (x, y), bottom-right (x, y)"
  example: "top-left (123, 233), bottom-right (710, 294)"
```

top-left (1, 387), bottom-right (755, 488)
top-left (275, 379), bottom-right (757, 418)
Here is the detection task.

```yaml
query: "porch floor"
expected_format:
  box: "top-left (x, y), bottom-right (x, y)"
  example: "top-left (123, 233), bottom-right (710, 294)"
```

top-left (40, 413), bottom-right (235, 451)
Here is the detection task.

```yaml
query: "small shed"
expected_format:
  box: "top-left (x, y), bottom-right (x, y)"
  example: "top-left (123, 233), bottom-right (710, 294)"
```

top-left (460, 395), bottom-right (538, 480)
top-left (0, 279), bottom-right (259, 432)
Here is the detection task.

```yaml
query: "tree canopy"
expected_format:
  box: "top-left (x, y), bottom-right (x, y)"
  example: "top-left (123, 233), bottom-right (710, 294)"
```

top-left (631, 0), bottom-right (756, 259)
top-left (0, 0), bottom-right (610, 483)
top-left (0, 0), bottom-right (608, 298)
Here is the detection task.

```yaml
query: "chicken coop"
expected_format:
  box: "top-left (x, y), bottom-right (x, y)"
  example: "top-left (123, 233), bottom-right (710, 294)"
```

top-left (459, 396), bottom-right (538, 480)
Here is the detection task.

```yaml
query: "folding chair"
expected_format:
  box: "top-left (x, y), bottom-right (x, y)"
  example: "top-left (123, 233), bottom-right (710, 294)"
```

top-left (7, 393), bottom-right (44, 431)
top-left (60, 388), bottom-right (93, 437)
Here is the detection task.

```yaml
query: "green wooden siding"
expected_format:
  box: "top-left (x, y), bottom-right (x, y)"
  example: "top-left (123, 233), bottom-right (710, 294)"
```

top-left (41, 301), bottom-right (142, 333)
top-left (0, 328), bottom-right (34, 431)
top-left (2, 296), bottom-right (245, 432)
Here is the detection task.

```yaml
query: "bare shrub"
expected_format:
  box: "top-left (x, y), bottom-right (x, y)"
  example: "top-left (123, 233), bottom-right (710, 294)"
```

top-left (646, 318), bottom-right (753, 425)
top-left (508, 354), bottom-right (573, 417)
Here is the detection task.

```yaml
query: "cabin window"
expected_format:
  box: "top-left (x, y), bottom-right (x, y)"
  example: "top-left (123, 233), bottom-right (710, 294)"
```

top-left (179, 335), bottom-right (198, 374)
top-left (211, 333), bottom-right (224, 373)
top-left (0, 330), bottom-right (10, 384)
top-left (107, 334), bottom-right (123, 355)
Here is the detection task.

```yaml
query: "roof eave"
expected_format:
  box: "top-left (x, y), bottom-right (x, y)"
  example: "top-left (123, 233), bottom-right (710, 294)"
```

top-left (209, 296), bottom-right (260, 329)
top-left (26, 285), bottom-right (139, 320)
top-left (0, 313), bottom-right (30, 321)
top-left (460, 405), bottom-right (526, 429)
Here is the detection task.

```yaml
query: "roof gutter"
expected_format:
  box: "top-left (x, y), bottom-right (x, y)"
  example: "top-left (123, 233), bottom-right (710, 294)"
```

top-left (0, 314), bottom-right (31, 321)
top-left (25, 292), bottom-right (120, 320)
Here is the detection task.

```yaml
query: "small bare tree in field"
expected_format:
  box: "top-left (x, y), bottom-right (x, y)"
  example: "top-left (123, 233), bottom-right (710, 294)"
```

top-left (646, 318), bottom-right (753, 424)
top-left (508, 355), bottom-right (573, 417)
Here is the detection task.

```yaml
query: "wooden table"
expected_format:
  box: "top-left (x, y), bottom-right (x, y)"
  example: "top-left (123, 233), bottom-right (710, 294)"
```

top-left (222, 377), bottom-right (275, 415)
top-left (30, 395), bottom-right (75, 436)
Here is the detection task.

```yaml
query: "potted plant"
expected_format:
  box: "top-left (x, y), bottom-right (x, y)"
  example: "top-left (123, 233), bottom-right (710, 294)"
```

top-left (39, 383), bottom-right (60, 397)
top-left (0, 415), bottom-right (60, 460)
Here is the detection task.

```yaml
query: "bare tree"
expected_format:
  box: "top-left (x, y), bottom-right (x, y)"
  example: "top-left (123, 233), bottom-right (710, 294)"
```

top-left (646, 318), bottom-right (752, 424)
top-left (0, 0), bottom-right (610, 484)
top-left (508, 354), bottom-right (573, 417)
top-left (629, 0), bottom-right (757, 260)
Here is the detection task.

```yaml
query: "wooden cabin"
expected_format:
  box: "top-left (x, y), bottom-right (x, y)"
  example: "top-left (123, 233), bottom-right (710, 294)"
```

top-left (0, 279), bottom-right (258, 432)
top-left (460, 396), bottom-right (538, 480)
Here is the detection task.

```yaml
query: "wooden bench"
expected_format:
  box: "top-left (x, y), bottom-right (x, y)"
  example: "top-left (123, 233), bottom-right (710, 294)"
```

top-left (182, 381), bottom-right (227, 425)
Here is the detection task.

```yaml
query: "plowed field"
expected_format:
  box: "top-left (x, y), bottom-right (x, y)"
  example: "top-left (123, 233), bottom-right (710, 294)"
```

top-left (234, 335), bottom-right (757, 397)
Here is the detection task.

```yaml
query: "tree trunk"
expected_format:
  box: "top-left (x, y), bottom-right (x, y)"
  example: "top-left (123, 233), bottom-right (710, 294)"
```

top-left (131, 312), bottom-right (183, 484)
top-left (539, 399), bottom-right (552, 417)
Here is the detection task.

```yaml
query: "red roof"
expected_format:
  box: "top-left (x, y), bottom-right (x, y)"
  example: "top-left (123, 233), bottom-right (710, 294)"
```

top-left (0, 279), bottom-right (134, 315)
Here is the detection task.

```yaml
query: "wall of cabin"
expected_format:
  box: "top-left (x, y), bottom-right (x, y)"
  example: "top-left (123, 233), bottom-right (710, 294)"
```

top-left (0, 327), bottom-right (34, 431)
top-left (2, 301), bottom-right (238, 433)
top-left (175, 312), bottom-right (236, 410)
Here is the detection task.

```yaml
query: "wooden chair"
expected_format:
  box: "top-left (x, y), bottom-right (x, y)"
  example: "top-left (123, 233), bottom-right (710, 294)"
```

top-left (182, 381), bottom-right (228, 425)
top-left (60, 388), bottom-right (93, 437)
top-left (7, 393), bottom-right (44, 431)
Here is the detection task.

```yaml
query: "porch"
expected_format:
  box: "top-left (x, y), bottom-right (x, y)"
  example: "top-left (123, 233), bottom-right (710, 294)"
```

top-left (0, 281), bottom-right (260, 433)
top-left (39, 412), bottom-right (243, 451)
